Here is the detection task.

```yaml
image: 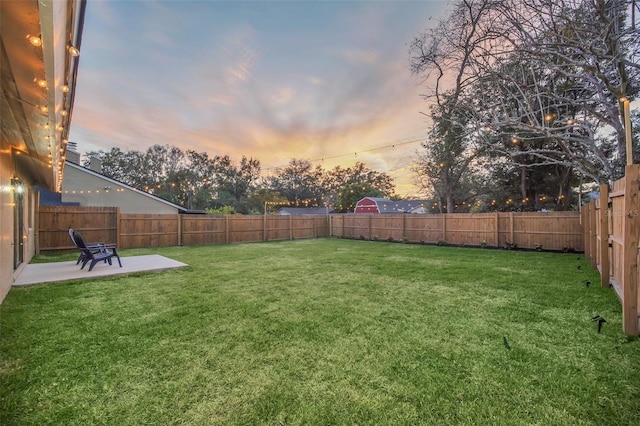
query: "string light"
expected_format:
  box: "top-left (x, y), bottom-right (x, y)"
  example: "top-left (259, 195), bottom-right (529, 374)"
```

top-left (64, 188), bottom-right (125, 194)
top-left (264, 199), bottom-right (322, 208)
top-left (61, 178), bottom-right (562, 212)
top-left (262, 138), bottom-right (423, 171)
top-left (28, 35), bottom-right (42, 47)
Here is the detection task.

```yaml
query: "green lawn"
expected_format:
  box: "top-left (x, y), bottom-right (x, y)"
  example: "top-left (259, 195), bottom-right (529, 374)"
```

top-left (1, 239), bottom-right (638, 425)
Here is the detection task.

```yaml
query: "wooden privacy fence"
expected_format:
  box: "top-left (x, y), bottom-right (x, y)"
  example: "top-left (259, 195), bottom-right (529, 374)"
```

top-left (39, 207), bottom-right (582, 253)
top-left (38, 206), bottom-right (120, 251)
top-left (331, 212), bottom-right (582, 251)
top-left (38, 206), bottom-right (330, 251)
top-left (582, 164), bottom-right (640, 335)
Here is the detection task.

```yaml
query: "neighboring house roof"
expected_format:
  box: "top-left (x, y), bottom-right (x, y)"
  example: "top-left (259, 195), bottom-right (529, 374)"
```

top-left (355, 197), bottom-right (429, 214)
top-left (62, 161), bottom-right (203, 214)
top-left (278, 207), bottom-right (334, 215)
top-left (36, 186), bottom-right (80, 206)
top-left (395, 201), bottom-right (430, 213)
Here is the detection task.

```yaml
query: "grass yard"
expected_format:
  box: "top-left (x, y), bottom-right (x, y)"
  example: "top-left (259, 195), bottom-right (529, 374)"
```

top-left (1, 238), bottom-right (639, 425)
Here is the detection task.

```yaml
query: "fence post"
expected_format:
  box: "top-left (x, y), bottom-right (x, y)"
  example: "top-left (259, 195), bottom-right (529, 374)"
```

top-left (494, 213), bottom-right (499, 247)
top-left (599, 184), bottom-right (610, 288)
top-left (402, 214), bottom-right (406, 241)
top-left (177, 214), bottom-right (182, 246)
top-left (509, 212), bottom-right (514, 245)
top-left (263, 213), bottom-right (267, 242)
top-left (443, 214), bottom-right (447, 242)
top-left (622, 165), bottom-right (639, 335)
top-left (589, 201), bottom-right (597, 269)
top-left (116, 207), bottom-right (121, 249)
top-left (35, 192), bottom-right (41, 255)
top-left (582, 204), bottom-right (590, 261)
top-left (289, 215), bottom-right (293, 240)
top-left (225, 215), bottom-right (229, 244)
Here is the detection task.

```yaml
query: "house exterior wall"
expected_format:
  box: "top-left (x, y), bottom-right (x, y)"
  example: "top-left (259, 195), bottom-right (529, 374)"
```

top-left (0, 148), bottom-right (14, 303)
top-left (61, 165), bottom-right (180, 214)
top-left (0, 150), bottom-right (37, 303)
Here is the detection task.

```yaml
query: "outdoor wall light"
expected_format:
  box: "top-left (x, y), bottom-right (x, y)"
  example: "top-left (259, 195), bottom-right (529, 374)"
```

top-left (68, 44), bottom-right (80, 57)
top-left (10, 178), bottom-right (24, 194)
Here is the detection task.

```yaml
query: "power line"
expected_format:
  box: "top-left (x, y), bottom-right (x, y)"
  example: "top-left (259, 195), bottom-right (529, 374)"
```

top-left (262, 137), bottom-right (424, 172)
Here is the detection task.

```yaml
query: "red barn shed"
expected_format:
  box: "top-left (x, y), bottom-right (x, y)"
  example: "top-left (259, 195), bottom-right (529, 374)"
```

top-left (354, 197), bottom-right (388, 213)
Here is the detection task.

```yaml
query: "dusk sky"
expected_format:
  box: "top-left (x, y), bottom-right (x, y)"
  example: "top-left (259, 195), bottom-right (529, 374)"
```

top-left (69, 0), bottom-right (450, 195)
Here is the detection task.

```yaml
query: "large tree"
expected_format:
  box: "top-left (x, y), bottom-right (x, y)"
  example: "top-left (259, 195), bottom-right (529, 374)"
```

top-left (145, 144), bottom-right (185, 188)
top-left (322, 162), bottom-right (395, 207)
top-left (474, 0), bottom-right (640, 182)
top-left (412, 94), bottom-right (487, 212)
top-left (410, 0), bottom-right (639, 210)
top-left (267, 159), bottom-right (326, 206)
top-left (211, 155), bottom-right (261, 213)
top-left (84, 147), bottom-right (149, 188)
top-left (409, 0), bottom-right (498, 212)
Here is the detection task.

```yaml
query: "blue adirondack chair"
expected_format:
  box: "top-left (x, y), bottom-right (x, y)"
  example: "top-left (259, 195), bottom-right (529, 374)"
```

top-left (72, 230), bottom-right (122, 272)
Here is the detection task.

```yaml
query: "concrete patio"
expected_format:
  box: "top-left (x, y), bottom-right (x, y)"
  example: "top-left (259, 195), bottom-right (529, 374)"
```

top-left (13, 255), bottom-right (188, 287)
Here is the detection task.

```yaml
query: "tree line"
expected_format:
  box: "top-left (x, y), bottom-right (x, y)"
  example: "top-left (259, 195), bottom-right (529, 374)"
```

top-left (83, 145), bottom-right (395, 213)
